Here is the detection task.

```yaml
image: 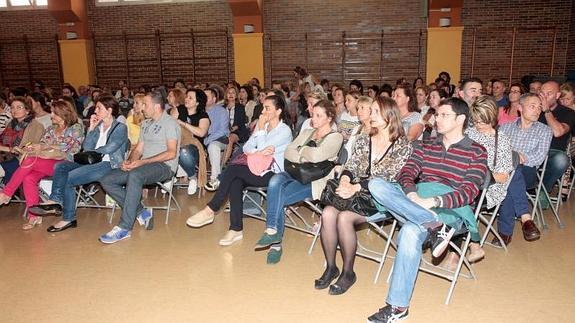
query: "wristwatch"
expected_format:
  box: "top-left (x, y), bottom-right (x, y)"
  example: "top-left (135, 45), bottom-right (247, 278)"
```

top-left (433, 196), bottom-right (442, 208)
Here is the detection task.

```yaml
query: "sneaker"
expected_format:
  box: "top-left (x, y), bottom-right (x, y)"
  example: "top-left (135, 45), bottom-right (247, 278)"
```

top-left (223, 202), bottom-right (230, 213)
top-left (99, 226), bottom-right (131, 244)
top-left (427, 224), bottom-right (455, 258)
top-left (219, 230), bottom-right (243, 246)
top-left (186, 208), bottom-right (215, 228)
top-left (187, 177), bottom-right (198, 196)
top-left (161, 178), bottom-right (175, 194)
top-left (538, 193), bottom-right (550, 210)
top-left (204, 180), bottom-right (220, 192)
top-left (136, 209), bottom-right (154, 230)
top-left (267, 247), bottom-right (282, 264)
top-left (254, 232), bottom-right (282, 249)
top-left (367, 305), bottom-right (409, 323)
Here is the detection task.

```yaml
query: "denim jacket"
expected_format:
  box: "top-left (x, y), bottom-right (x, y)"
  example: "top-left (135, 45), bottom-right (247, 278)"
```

top-left (83, 119), bottom-right (128, 169)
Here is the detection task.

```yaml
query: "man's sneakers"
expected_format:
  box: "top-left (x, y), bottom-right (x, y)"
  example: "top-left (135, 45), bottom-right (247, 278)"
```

top-left (99, 226), bottom-right (131, 244)
top-left (187, 177), bottom-right (198, 196)
top-left (427, 224), bottom-right (456, 258)
top-left (136, 209), bottom-right (154, 230)
top-left (204, 179), bottom-right (220, 192)
top-left (186, 208), bottom-right (215, 228)
top-left (367, 305), bottom-right (408, 323)
top-left (219, 230), bottom-right (243, 246)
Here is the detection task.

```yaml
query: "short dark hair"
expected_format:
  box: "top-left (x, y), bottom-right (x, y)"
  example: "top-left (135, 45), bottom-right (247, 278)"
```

top-left (264, 94), bottom-right (290, 125)
top-left (148, 90), bottom-right (166, 110)
top-left (96, 94), bottom-right (120, 117)
top-left (440, 97), bottom-right (470, 129)
top-left (29, 92), bottom-right (50, 113)
top-left (349, 79), bottom-right (364, 94)
top-left (461, 77), bottom-right (483, 90)
top-left (395, 83), bottom-right (418, 112)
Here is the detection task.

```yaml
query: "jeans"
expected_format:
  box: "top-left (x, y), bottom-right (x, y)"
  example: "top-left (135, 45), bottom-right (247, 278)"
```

top-left (265, 172), bottom-right (312, 238)
top-left (497, 165), bottom-right (537, 236)
top-left (543, 149), bottom-right (569, 192)
top-left (368, 178), bottom-right (440, 308)
top-left (207, 164), bottom-right (273, 231)
top-left (49, 161), bottom-right (113, 221)
top-left (207, 141), bottom-right (226, 182)
top-left (0, 158), bottom-right (20, 184)
top-left (100, 162), bottom-right (173, 231)
top-left (178, 144), bottom-right (199, 177)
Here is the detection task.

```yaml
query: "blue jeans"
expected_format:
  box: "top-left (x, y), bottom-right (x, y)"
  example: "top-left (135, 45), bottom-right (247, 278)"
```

top-left (368, 178), bottom-right (440, 308)
top-left (543, 149), bottom-right (569, 192)
top-left (0, 158), bottom-right (20, 184)
top-left (265, 172), bottom-right (312, 238)
top-left (497, 165), bottom-right (537, 236)
top-left (100, 162), bottom-right (173, 231)
top-left (179, 144), bottom-right (199, 177)
top-left (49, 161), bottom-right (113, 221)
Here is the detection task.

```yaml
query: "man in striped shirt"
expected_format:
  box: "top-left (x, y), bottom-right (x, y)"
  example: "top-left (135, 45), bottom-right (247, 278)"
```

top-left (367, 97), bottom-right (487, 323)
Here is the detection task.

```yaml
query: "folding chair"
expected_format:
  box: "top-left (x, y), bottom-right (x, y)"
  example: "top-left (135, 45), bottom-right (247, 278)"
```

top-left (527, 156), bottom-right (564, 230)
top-left (75, 183), bottom-right (117, 224)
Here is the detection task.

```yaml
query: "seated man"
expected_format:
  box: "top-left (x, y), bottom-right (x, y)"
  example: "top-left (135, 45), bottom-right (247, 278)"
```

top-left (99, 90), bottom-right (180, 244)
top-left (203, 87), bottom-right (230, 191)
top-left (538, 80), bottom-right (575, 208)
top-left (497, 93), bottom-right (552, 245)
top-left (366, 97), bottom-right (487, 322)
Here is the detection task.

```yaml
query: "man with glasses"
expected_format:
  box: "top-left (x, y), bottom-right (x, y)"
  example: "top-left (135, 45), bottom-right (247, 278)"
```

top-left (495, 93), bottom-right (552, 246)
top-left (366, 97), bottom-right (488, 322)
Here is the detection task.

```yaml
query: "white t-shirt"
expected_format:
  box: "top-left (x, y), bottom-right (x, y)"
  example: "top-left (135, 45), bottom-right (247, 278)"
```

top-left (96, 123), bottom-right (112, 162)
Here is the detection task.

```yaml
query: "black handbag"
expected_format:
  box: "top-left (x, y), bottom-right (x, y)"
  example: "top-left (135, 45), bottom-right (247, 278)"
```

top-left (320, 178), bottom-right (378, 217)
top-left (284, 131), bottom-right (337, 184)
top-left (74, 122), bottom-right (119, 165)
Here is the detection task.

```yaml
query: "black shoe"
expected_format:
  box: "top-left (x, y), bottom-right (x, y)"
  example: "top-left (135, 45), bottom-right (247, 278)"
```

top-left (367, 305), bottom-right (409, 323)
top-left (314, 266), bottom-right (340, 290)
top-left (29, 203), bottom-right (62, 216)
top-left (427, 224), bottom-right (455, 258)
top-left (47, 220), bottom-right (77, 233)
top-left (328, 271), bottom-right (356, 295)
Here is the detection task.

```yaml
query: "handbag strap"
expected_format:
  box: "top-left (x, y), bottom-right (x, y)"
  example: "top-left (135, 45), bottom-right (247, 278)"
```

top-left (493, 128), bottom-right (498, 168)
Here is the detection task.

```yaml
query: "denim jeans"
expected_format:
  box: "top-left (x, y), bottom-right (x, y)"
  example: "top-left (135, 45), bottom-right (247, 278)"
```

top-left (179, 144), bottom-right (199, 177)
top-left (100, 162), bottom-right (173, 231)
top-left (50, 161), bottom-right (113, 221)
top-left (265, 172), bottom-right (312, 238)
top-left (368, 178), bottom-right (440, 308)
top-left (543, 149), bottom-right (569, 192)
top-left (0, 158), bottom-right (19, 184)
top-left (497, 165), bottom-right (537, 236)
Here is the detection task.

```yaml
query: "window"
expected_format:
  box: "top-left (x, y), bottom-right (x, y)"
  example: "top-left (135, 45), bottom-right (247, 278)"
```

top-left (0, 0), bottom-right (47, 9)
top-left (96, 0), bottom-right (213, 6)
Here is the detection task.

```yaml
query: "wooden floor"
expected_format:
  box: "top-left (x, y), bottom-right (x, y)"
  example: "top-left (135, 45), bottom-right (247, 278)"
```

top-left (0, 187), bottom-right (574, 323)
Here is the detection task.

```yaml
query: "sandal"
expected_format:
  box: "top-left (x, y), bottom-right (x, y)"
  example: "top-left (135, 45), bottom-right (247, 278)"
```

top-left (22, 216), bottom-right (42, 230)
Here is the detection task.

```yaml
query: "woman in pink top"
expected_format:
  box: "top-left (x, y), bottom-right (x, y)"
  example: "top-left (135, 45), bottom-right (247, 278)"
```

top-left (497, 83), bottom-right (524, 125)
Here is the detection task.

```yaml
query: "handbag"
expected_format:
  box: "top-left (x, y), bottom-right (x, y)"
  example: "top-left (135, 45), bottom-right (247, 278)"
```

top-left (229, 152), bottom-right (274, 176)
top-left (74, 122), bottom-right (120, 165)
top-left (284, 130), bottom-right (337, 184)
top-left (319, 137), bottom-right (396, 217)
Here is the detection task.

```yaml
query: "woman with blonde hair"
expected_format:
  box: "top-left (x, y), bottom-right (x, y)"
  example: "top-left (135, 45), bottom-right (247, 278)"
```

top-left (315, 96), bottom-right (412, 294)
top-left (127, 93), bottom-right (145, 147)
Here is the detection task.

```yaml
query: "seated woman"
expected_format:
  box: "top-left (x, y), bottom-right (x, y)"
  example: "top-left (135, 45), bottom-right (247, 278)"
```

top-left (497, 83), bottom-right (524, 126)
top-left (222, 86), bottom-right (250, 165)
top-left (337, 90), bottom-right (361, 140)
top-left (315, 96), bottom-right (412, 295)
top-left (254, 100), bottom-right (343, 264)
top-left (0, 97), bottom-right (45, 184)
top-left (0, 100), bottom-right (84, 230)
top-left (127, 93), bottom-right (145, 149)
top-left (29, 95), bottom-right (128, 233)
top-left (344, 96), bottom-right (373, 155)
top-left (186, 95), bottom-right (293, 246)
top-left (441, 95), bottom-right (514, 268)
top-left (171, 89), bottom-right (210, 195)
top-left (393, 83), bottom-right (423, 141)
top-left (29, 92), bottom-right (52, 130)
top-left (239, 85), bottom-right (258, 125)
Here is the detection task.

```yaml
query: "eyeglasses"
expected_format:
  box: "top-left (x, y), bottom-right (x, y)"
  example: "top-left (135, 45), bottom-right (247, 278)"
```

top-left (434, 113), bottom-right (458, 119)
top-left (12, 105), bottom-right (26, 111)
top-left (472, 119), bottom-right (487, 125)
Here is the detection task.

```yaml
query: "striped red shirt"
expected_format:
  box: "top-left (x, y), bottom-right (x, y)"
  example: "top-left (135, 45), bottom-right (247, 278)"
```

top-left (397, 135), bottom-right (488, 209)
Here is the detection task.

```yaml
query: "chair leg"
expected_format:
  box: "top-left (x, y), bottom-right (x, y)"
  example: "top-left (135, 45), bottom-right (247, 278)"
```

top-left (374, 220), bottom-right (397, 284)
top-left (308, 217), bottom-right (322, 255)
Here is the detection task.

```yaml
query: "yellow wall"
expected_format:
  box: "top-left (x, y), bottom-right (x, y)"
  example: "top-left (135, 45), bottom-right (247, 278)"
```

top-left (426, 27), bottom-right (464, 85)
top-left (232, 33), bottom-right (264, 85)
top-left (58, 40), bottom-right (95, 89)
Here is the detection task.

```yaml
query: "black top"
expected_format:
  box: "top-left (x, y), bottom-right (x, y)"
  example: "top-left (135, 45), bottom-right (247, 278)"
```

top-left (187, 110), bottom-right (209, 139)
top-left (538, 104), bottom-right (575, 151)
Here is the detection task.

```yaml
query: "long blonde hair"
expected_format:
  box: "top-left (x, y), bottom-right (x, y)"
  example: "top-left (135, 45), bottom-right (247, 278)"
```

top-left (131, 93), bottom-right (145, 125)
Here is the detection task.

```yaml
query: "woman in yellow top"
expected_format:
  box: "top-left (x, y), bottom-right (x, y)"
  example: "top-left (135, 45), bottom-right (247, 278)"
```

top-left (126, 93), bottom-right (145, 147)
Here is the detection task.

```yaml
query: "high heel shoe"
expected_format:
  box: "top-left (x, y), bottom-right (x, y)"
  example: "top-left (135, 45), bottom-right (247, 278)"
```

top-left (22, 216), bottom-right (42, 230)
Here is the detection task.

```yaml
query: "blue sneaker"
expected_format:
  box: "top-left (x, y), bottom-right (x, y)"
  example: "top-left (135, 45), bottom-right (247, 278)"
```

top-left (136, 209), bottom-right (154, 230)
top-left (99, 226), bottom-right (131, 244)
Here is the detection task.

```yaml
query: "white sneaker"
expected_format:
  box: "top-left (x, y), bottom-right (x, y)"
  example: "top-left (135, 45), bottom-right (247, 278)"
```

top-left (219, 230), bottom-right (243, 246)
top-left (161, 178), bottom-right (175, 194)
top-left (186, 208), bottom-right (215, 228)
top-left (204, 179), bottom-right (220, 192)
top-left (187, 177), bottom-right (198, 196)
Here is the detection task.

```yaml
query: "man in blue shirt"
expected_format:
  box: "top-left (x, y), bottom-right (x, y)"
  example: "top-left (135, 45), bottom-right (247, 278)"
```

top-left (204, 87), bottom-right (230, 191)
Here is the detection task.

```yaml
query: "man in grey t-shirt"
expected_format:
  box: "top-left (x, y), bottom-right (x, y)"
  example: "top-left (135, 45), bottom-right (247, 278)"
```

top-left (99, 90), bottom-right (181, 244)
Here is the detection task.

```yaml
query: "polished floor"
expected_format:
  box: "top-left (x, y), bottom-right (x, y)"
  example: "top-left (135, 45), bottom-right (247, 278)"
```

top-left (0, 187), bottom-right (574, 323)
